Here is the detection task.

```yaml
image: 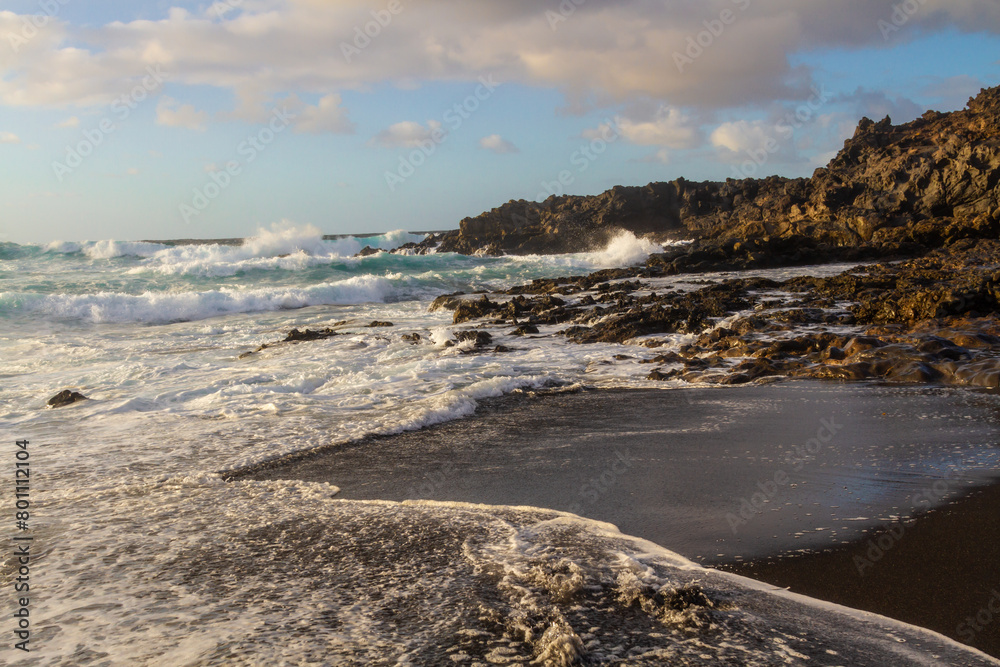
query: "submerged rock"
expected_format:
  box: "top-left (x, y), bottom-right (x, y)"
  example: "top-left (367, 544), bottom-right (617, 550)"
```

top-left (284, 328), bottom-right (339, 342)
top-left (454, 330), bottom-right (494, 348)
top-left (48, 389), bottom-right (88, 408)
top-left (240, 327), bottom-right (342, 358)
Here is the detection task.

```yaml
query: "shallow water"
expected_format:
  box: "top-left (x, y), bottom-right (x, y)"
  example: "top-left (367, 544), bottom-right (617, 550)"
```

top-left (246, 383), bottom-right (1000, 564)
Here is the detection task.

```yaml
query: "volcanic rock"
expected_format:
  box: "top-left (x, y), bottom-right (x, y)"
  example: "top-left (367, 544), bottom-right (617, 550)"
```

top-left (48, 390), bottom-right (89, 408)
top-left (434, 87), bottom-right (1000, 266)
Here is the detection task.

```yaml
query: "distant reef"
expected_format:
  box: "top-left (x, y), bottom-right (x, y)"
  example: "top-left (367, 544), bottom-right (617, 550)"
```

top-left (411, 86), bottom-right (999, 265)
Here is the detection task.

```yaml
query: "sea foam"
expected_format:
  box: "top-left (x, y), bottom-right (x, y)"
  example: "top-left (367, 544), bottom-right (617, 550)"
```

top-left (43, 222), bottom-right (429, 278)
top-left (11, 274), bottom-right (406, 324)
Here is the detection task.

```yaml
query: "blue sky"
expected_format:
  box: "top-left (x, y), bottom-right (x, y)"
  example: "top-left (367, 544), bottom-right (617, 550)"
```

top-left (1, 1), bottom-right (998, 243)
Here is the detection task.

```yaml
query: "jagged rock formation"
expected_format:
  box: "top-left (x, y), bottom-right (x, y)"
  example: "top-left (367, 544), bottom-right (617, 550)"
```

top-left (436, 184), bottom-right (688, 255)
top-left (47, 389), bottom-right (89, 408)
top-left (431, 87), bottom-right (1000, 257)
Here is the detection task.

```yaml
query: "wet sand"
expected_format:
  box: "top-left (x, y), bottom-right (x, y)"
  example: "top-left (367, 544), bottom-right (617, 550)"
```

top-left (721, 480), bottom-right (1000, 659)
top-left (235, 380), bottom-right (1000, 656)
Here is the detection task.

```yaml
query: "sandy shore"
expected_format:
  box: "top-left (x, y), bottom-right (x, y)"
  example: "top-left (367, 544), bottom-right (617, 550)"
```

top-left (721, 479), bottom-right (1000, 658)
top-left (235, 380), bottom-right (1000, 656)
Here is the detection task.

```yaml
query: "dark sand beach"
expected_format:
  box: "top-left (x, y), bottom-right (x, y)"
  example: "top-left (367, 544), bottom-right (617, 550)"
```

top-left (722, 480), bottom-right (1000, 659)
top-left (236, 380), bottom-right (1000, 656)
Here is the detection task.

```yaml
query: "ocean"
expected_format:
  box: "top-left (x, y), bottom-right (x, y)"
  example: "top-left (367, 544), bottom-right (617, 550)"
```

top-left (1, 222), bottom-right (996, 665)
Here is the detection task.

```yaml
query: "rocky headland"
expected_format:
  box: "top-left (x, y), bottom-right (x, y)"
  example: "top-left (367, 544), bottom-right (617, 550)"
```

top-left (374, 87), bottom-right (1000, 389)
top-left (390, 86), bottom-right (999, 267)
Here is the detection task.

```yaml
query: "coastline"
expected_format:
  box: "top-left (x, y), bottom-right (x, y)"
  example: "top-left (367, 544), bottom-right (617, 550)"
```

top-left (233, 380), bottom-right (1000, 657)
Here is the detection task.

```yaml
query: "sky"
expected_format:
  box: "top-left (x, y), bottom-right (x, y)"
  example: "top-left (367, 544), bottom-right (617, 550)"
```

top-left (0, 0), bottom-right (999, 244)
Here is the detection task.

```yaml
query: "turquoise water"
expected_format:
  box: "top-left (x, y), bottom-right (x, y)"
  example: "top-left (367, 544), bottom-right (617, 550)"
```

top-left (0, 224), bottom-right (665, 326)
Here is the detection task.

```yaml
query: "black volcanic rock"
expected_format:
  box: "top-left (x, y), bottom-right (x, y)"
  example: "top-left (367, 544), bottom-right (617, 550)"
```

top-left (48, 389), bottom-right (88, 408)
top-left (454, 330), bottom-right (493, 348)
top-left (436, 86), bottom-right (1000, 260)
top-left (437, 183), bottom-right (688, 255)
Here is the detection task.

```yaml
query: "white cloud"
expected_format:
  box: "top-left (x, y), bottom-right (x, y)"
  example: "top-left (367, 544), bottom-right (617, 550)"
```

top-left (479, 134), bottom-right (518, 154)
top-left (709, 112), bottom-right (847, 169)
top-left (634, 148), bottom-right (673, 165)
top-left (371, 120), bottom-right (444, 149)
top-left (581, 107), bottom-right (700, 162)
top-left (710, 120), bottom-right (779, 154)
top-left (0, 1), bottom-right (996, 115)
top-left (0, 132), bottom-right (20, 144)
top-left (617, 107), bottom-right (701, 150)
top-left (582, 120), bottom-right (618, 141)
top-left (156, 97), bottom-right (209, 131)
top-left (294, 93), bottom-right (354, 134)
top-left (56, 116), bottom-right (79, 128)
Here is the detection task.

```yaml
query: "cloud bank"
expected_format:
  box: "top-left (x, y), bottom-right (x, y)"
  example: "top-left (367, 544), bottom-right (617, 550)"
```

top-left (1, 0), bottom-right (997, 122)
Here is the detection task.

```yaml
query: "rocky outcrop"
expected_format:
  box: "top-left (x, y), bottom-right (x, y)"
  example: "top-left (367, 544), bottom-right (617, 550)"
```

top-left (434, 239), bottom-right (1000, 389)
top-left (432, 86), bottom-right (1000, 259)
top-left (239, 324), bottom-right (349, 358)
top-left (47, 389), bottom-right (89, 408)
top-left (437, 183), bottom-right (689, 255)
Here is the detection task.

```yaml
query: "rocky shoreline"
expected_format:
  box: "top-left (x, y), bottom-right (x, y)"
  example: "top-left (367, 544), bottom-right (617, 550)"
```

top-left (421, 238), bottom-right (1000, 389)
top-left (333, 87), bottom-right (1000, 390)
top-left (253, 237), bottom-right (1000, 391)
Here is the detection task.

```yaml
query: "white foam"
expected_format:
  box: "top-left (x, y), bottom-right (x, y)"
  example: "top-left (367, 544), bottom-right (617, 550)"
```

top-left (46, 223), bottom-right (429, 278)
top-left (43, 240), bottom-right (83, 254)
top-left (375, 229), bottom-right (427, 248)
top-left (20, 274), bottom-right (406, 323)
top-left (20, 484), bottom-right (995, 666)
top-left (83, 240), bottom-right (171, 259)
top-left (506, 231), bottom-right (686, 272)
top-left (580, 230), bottom-right (665, 268)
